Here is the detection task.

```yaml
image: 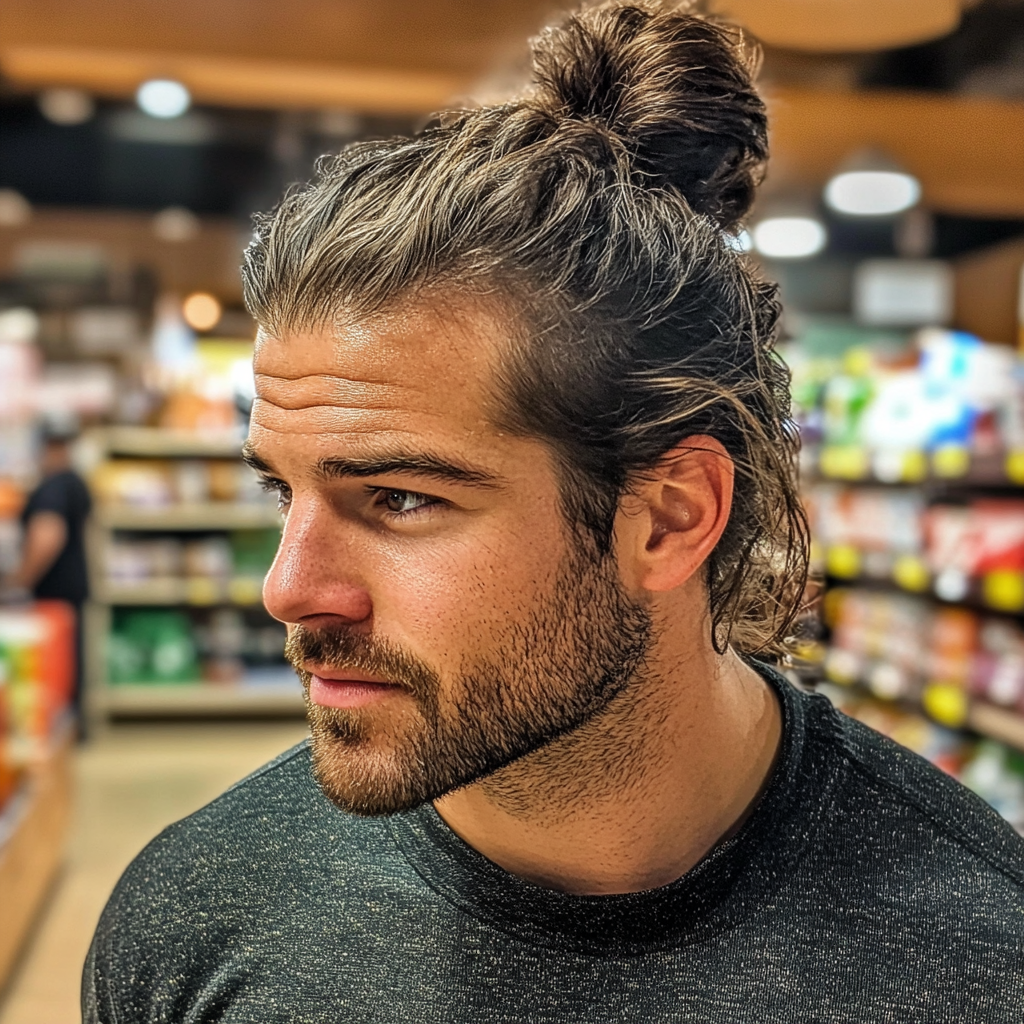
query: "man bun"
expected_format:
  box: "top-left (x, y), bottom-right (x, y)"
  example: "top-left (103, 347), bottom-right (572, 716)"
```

top-left (528, 2), bottom-right (767, 231)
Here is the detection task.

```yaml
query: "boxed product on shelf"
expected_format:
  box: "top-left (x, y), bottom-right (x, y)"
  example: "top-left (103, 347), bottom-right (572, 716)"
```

top-left (101, 529), bottom-right (280, 590)
top-left (823, 586), bottom-right (1024, 715)
top-left (805, 481), bottom-right (1024, 612)
top-left (92, 458), bottom-right (269, 508)
top-left (106, 606), bottom-right (287, 687)
top-left (787, 326), bottom-right (1024, 486)
top-left (0, 602), bottom-right (75, 788)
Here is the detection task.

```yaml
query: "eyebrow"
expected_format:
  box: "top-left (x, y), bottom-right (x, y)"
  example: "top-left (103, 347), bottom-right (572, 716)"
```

top-left (241, 442), bottom-right (502, 489)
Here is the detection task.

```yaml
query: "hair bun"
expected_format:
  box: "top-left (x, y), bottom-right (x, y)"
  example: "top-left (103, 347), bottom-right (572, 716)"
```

top-left (529, 2), bottom-right (767, 230)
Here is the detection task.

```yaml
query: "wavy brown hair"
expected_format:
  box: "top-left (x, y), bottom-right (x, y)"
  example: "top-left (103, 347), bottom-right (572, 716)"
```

top-left (243, 1), bottom-right (809, 656)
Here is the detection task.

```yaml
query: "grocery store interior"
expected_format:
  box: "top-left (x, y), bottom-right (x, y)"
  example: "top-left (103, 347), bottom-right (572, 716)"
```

top-left (1, 0), bottom-right (1023, 1019)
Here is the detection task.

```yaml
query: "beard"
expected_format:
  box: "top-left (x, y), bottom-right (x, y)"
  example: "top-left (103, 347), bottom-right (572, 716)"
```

top-left (285, 540), bottom-right (652, 817)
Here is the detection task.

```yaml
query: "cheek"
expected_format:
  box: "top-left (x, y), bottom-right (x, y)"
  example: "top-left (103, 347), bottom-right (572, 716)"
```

top-left (368, 514), bottom-right (568, 662)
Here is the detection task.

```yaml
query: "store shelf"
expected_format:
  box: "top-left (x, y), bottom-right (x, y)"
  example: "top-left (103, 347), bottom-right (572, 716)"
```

top-left (812, 444), bottom-right (1024, 489)
top-left (968, 702), bottom-right (1024, 753)
top-left (97, 576), bottom-right (265, 606)
top-left (823, 556), bottom-right (1024, 617)
top-left (101, 678), bottom-right (305, 717)
top-left (0, 731), bottom-right (73, 989)
top-left (96, 503), bottom-right (281, 531)
top-left (98, 426), bottom-right (246, 459)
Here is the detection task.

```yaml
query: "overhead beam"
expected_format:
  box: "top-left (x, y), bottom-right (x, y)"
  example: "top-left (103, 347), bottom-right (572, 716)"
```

top-left (0, 46), bottom-right (466, 116)
top-left (767, 87), bottom-right (1024, 219)
top-left (714, 0), bottom-right (962, 52)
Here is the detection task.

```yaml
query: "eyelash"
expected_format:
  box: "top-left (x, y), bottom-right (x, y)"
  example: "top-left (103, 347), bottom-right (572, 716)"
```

top-left (256, 479), bottom-right (439, 520)
top-left (258, 477), bottom-right (292, 511)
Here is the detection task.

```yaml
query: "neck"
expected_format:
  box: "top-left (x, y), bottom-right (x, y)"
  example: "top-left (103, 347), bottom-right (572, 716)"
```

top-left (433, 629), bottom-right (781, 896)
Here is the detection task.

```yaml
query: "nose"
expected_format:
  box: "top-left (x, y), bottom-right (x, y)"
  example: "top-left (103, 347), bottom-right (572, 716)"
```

top-left (262, 498), bottom-right (373, 627)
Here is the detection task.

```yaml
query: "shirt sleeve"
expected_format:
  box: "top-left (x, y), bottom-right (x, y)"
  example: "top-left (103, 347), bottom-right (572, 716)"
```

top-left (24, 475), bottom-right (73, 522)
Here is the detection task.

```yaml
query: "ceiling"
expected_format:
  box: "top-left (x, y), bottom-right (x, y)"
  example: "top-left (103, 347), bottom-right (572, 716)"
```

top-left (0, 0), bottom-right (1022, 217)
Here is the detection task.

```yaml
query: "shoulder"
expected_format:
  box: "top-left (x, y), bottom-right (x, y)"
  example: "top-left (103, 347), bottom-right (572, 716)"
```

top-left (25, 470), bottom-right (89, 516)
top-left (796, 687), bottom-right (1024, 909)
top-left (96, 740), bottom-right (394, 931)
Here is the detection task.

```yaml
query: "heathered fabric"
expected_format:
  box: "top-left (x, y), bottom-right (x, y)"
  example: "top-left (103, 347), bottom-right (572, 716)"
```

top-left (83, 667), bottom-right (1024, 1023)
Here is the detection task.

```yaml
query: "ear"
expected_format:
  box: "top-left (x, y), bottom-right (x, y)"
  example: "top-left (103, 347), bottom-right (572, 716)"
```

top-left (614, 435), bottom-right (734, 594)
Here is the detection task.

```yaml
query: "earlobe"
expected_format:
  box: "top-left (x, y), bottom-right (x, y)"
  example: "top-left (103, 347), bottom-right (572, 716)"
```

top-left (624, 435), bottom-right (734, 594)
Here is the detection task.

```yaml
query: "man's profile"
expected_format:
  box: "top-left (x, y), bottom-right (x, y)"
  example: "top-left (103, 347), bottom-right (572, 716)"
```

top-left (84, 3), bottom-right (1024, 1021)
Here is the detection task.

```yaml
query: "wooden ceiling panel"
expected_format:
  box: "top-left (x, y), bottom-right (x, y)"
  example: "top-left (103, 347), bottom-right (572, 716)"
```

top-left (0, 0), bottom-right (552, 76)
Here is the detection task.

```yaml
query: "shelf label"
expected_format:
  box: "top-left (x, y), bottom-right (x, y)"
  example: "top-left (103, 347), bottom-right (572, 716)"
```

top-left (982, 571), bottom-right (1024, 613)
top-left (186, 577), bottom-right (220, 605)
top-left (932, 444), bottom-right (970, 479)
top-left (922, 682), bottom-right (969, 728)
top-left (892, 554), bottom-right (930, 593)
top-left (228, 576), bottom-right (263, 605)
top-left (826, 544), bottom-right (862, 579)
top-left (820, 446), bottom-right (869, 481)
top-left (1006, 450), bottom-right (1024, 486)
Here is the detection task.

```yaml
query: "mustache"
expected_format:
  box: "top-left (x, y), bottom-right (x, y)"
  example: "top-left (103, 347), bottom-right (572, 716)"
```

top-left (284, 624), bottom-right (440, 695)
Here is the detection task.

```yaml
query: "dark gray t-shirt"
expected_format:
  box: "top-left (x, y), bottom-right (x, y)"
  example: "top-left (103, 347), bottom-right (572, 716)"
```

top-left (83, 668), bottom-right (1024, 1022)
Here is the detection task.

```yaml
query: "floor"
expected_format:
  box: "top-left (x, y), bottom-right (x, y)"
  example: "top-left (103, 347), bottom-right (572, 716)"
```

top-left (0, 719), bottom-right (309, 1024)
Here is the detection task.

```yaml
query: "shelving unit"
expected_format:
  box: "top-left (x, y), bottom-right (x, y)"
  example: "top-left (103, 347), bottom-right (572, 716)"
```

top-left (83, 428), bottom-right (304, 725)
top-left (807, 438), bottom-right (1024, 756)
top-left (0, 728), bottom-right (73, 990)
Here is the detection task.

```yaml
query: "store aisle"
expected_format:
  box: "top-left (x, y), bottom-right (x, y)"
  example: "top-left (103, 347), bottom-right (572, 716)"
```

top-left (0, 720), bottom-right (308, 1024)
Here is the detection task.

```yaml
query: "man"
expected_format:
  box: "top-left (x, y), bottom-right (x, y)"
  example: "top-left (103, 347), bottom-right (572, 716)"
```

top-left (85, 4), bottom-right (1024, 1021)
top-left (3, 418), bottom-right (91, 724)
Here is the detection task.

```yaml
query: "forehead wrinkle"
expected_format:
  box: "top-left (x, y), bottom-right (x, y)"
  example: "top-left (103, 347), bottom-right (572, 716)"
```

top-left (254, 372), bottom-right (423, 412)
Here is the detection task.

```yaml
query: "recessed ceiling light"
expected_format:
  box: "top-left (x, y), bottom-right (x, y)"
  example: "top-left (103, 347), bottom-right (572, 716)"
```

top-left (752, 217), bottom-right (827, 259)
top-left (39, 88), bottom-right (95, 126)
top-left (825, 171), bottom-right (921, 217)
top-left (182, 292), bottom-right (222, 332)
top-left (136, 79), bottom-right (191, 119)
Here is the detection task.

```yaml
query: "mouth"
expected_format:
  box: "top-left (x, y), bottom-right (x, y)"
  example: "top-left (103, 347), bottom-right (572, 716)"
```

top-left (305, 664), bottom-right (406, 710)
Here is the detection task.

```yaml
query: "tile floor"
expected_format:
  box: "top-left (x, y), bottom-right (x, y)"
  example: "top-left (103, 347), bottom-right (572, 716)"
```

top-left (0, 720), bottom-right (309, 1024)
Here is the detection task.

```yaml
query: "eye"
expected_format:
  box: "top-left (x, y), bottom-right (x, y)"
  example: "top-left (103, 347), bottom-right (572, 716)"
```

top-left (259, 477), bottom-right (292, 511)
top-left (379, 489), bottom-right (435, 515)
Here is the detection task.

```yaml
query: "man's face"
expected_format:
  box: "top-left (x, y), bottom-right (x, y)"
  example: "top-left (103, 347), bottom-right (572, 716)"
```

top-left (250, 301), bottom-right (651, 815)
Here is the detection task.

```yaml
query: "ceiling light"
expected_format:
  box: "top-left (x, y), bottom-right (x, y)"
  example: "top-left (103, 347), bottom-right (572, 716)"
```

top-left (152, 207), bottom-right (200, 243)
top-left (136, 79), bottom-right (191, 119)
top-left (38, 88), bottom-right (95, 126)
top-left (752, 217), bottom-right (827, 259)
top-left (0, 189), bottom-right (32, 228)
top-left (725, 229), bottom-right (753, 253)
top-left (825, 171), bottom-right (921, 217)
top-left (182, 292), bottom-right (222, 332)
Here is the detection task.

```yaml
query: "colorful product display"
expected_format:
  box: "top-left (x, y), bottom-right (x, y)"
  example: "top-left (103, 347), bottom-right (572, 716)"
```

top-left (0, 602), bottom-right (76, 812)
top-left (787, 328), bottom-right (1024, 465)
top-left (805, 485), bottom-right (1024, 613)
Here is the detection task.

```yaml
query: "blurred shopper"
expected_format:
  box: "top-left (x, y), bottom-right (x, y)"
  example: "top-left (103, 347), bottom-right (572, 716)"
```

top-left (84, 3), bottom-right (1023, 1022)
top-left (2, 418), bottom-right (91, 723)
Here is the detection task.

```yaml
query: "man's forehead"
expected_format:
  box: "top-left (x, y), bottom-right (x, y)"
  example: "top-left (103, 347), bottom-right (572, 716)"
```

top-left (253, 301), bottom-right (504, 386)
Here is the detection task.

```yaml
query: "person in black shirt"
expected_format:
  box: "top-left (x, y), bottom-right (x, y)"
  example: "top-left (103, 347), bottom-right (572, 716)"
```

top-left (3, 420), bottom-right (92, 719)
top-left (85, 3), bottom-right (1024, 1020)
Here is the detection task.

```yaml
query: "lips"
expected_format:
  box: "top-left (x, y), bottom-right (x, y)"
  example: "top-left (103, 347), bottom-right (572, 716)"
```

top-left (306, 665), bottom-right (405, 709)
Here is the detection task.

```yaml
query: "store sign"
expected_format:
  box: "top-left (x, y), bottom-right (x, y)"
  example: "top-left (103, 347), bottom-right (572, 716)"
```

top-left (854, 259), bottom-right (953, 327)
